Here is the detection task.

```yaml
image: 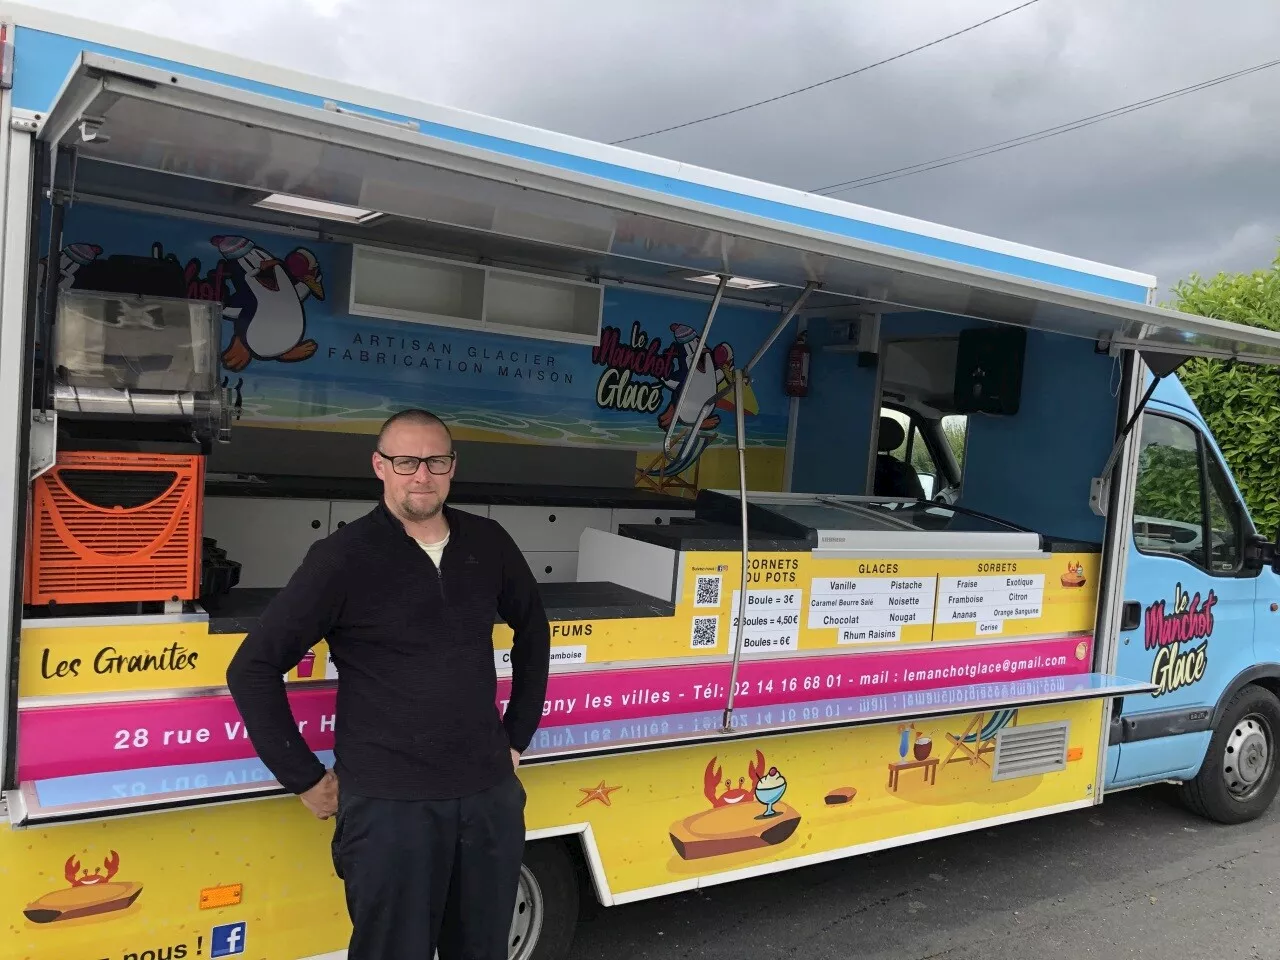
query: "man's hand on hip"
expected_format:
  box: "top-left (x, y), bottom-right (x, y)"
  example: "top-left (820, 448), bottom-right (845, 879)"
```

top-left (301, 768), bottom-right (339, 819)
top-left (510, 748), bottom-right (521, 769)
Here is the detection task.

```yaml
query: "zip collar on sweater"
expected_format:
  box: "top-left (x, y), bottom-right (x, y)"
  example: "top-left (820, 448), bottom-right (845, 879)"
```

top-left (373, 499), bottom-right (467, 551)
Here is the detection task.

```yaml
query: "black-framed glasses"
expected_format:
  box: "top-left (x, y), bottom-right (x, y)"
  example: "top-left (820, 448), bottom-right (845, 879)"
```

top-left (377, 450), bottom-right (456, 476)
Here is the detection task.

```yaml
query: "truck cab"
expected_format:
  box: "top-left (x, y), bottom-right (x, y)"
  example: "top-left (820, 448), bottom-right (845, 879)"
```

top-left (1107, 372), bottom-right (1280, 819)
top-left (874, 349), bottom-right (1280, 820)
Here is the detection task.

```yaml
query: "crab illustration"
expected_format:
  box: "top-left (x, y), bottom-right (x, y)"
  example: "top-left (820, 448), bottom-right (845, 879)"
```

top-left (64, 851), bottom-right (120, 887)
top-left (23, 850), bottom-right (142, 924)
top-left (704, 750), bottom-right (767, 807)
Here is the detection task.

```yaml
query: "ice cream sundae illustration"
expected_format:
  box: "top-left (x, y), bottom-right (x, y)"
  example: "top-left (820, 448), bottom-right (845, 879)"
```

top-left (753, 766), bottom-right (787, 819)
top-left (1060, 561), bottom-right (1086, 588)
top-left (670, 750), bottom-right (801, 860)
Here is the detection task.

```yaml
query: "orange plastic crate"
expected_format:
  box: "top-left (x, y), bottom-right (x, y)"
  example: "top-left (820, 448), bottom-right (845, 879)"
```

top-left (26, 450), bottom-right (204, 605)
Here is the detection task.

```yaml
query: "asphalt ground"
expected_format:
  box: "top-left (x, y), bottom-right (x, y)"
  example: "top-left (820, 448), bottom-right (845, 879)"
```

top-left (568, 784), bottom-right (1280, 960)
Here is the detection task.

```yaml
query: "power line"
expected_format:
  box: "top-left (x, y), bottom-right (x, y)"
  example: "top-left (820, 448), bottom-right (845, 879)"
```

top-left (812, 57), bottom-right (1280, 195)
top-left (610, 0), bottom-right (1044, 145)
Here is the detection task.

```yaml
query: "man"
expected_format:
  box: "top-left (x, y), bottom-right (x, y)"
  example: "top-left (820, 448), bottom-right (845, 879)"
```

top-left (227, 408), bottom-right (550, 960)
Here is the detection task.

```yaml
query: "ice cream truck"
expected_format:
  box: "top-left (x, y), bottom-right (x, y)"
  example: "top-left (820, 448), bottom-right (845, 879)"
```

top-left (2, 6), bottom-right (1280, 960)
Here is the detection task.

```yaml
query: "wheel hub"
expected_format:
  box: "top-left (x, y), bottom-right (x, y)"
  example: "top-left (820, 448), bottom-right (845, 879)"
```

top-left (1223, 713), bottom-right (1273, 799)
top-left (508, 864), bottom-right (545, 960)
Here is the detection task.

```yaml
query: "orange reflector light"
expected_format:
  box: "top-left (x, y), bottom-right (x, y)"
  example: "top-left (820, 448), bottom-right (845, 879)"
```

top-left (200, 883), bottom-right (243, 909)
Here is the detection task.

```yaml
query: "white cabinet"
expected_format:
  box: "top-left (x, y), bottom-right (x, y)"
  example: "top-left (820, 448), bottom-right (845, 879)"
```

top-left (203, 497), bottom-right (331, 589)
top-left (488, 505), bottom-right (612, 553)
top-left (202, 498), bottom-right (678, 591)
top-left (347, 246), bottom-right (602, 346)
top-left (329, 500), bottom-right (376, 532)
top-left (349, 246), bottom-right (486, 328)
top-left (610, 507), bottom-right (695, 531)
top-left (524, 552), bottom-right (578, 583)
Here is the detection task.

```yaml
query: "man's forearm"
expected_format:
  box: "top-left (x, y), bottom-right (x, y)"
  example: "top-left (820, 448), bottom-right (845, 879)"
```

top-left (496, 530), bottom-right (551, 751)
top-left (227, 647), bottom-right (326, 794)
top-left (502, 619), bottom-right (550, 751)
top-left (225, 541), bottom-right (343, 794)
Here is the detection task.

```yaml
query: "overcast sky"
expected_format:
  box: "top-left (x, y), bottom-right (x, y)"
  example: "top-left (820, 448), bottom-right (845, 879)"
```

top-left (24, 0), bottom-right (1280, 299)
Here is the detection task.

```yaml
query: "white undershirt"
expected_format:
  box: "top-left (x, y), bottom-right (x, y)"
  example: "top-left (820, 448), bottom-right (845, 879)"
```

top-left (416, 533), bottom-right (449, 567)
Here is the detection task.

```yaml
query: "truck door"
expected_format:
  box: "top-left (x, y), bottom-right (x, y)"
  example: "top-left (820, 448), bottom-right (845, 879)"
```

top-left (1112, 409), bottom-right (1258, 785)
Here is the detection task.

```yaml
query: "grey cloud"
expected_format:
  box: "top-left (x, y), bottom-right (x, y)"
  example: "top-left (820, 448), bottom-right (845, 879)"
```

top-left (27, 0), bottom-right (1280, 293)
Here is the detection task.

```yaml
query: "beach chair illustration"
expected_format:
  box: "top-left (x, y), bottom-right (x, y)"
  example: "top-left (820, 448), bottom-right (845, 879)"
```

top-left (942, 709), bottom-right (1019, 767)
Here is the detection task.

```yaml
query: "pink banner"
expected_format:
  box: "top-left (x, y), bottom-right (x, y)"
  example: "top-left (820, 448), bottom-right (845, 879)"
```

top-left (19, 688), bottom-right (338, 782)
top-left (19, 635), bottom-right (1090, 781)
top-left (497, 633), bottom-right (1092, 724)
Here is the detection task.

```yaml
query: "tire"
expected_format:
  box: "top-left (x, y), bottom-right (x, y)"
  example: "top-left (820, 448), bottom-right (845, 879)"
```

top-left (1179, 684), bottom-right (1280, 824)
top-left (508, 840), bottom-right (580, 960)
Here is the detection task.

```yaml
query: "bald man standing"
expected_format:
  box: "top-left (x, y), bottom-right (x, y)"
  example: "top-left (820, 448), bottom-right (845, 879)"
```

top-left (227, 408), bottom-right (551, 960)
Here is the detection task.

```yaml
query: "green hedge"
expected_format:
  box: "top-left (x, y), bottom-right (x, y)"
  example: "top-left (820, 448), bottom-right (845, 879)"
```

top-left (1133, 443), bottom-right (1201, 526)
top-left (1168, 247), bottom-right (1280, 536)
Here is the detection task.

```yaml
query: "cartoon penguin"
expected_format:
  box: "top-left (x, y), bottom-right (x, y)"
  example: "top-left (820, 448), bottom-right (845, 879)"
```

top-left (656, 325), bottom-right (760, 433)
top-left (212, 235), bottom-right (324, 373)
top-left (658, 323), bottom-right (724, 433)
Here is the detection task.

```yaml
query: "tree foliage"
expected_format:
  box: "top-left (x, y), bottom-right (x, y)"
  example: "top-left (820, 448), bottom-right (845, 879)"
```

top-left (942, 417), bottom-right (967, 470)
top-left (1134, 443), bottom-right (1201, 527)
top-left (1166, 246), bottom-right (1280, 535)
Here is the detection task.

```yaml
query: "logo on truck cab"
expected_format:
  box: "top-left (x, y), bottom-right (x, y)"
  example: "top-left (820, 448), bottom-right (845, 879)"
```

top-left (1143, 581), bottom-right (1214, 697)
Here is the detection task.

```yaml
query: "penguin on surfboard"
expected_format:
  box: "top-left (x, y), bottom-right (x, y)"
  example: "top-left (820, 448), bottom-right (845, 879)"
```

top-left (656, 323), bottom-right (758, 434)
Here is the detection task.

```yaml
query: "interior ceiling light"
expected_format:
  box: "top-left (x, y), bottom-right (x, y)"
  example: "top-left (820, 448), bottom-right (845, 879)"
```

top-left (253, 193), bottom-right (383, 224)
top-left (685, 273), bottom-right (779, 290)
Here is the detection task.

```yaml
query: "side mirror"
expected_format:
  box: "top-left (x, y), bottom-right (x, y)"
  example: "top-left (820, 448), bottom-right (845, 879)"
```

top-left (1246, 528), bottom-right (1280, 575)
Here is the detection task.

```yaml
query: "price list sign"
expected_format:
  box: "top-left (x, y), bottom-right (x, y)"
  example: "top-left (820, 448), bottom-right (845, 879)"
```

top-left (936, 573), bottom-right (1045, 636)
top-left (730, 588), bottom-right (803, 654)
top-left (807, 575), bottom-right (936, 644)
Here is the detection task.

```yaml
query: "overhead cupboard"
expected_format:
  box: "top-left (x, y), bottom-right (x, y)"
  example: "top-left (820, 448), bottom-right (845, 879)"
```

top-left (346, 244), bottom-right (604, 344)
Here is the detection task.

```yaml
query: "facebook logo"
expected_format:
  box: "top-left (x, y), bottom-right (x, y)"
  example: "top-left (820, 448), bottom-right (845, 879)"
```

top-left (211, 921), bottom-right (247, 957)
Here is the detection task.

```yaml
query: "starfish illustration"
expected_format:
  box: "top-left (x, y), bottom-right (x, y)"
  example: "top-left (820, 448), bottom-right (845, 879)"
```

top-left (577, 780), bottom-right (621, 807)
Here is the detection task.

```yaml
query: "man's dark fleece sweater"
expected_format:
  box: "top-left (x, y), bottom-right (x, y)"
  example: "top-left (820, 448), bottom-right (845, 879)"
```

top-left (226, 501), bottom-right (551, 800)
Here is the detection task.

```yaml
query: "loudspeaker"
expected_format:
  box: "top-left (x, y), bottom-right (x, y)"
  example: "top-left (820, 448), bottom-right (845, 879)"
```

top-left (953, 326), bottom-right (1026, 415)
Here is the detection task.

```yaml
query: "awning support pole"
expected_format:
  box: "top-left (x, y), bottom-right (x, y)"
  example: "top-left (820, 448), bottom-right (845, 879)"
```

top-left (746, 281), bottom-right (818, 375)
top-left (707, 281), bottom-right (818, 411)
top-left (662, 274), bottom-right (728, 457)
top-left (1091, 356), bottom-right (1186, 516)
top-left (723, 366), bottom-right (750, 733)
top-left (718, 281), bottom-right (818, 732)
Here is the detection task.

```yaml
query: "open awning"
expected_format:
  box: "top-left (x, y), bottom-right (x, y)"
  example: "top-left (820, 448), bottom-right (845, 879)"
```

top-left (36, 53), bottom-right (1280, 366)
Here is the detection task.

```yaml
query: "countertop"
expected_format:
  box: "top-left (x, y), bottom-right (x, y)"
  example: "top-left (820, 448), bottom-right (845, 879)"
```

top-left (201, 581), bottom-right (675, 634)
top-left (204, 474), bottom-right (695, 509)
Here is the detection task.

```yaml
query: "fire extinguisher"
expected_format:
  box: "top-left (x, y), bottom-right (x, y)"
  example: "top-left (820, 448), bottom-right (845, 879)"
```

top-left (784, 331), bottom-right (810, 397)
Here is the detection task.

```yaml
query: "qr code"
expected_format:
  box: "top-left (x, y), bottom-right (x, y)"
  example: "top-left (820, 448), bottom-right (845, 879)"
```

top-left (694, 575), bottom-right (722, 607)
top-left (690, 615), bottom-right (719, 648)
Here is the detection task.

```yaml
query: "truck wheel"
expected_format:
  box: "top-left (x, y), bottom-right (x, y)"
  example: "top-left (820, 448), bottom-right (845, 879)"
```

top-left (509, 840), bottom-right (579, 960)
top-left (1180, 684), bottom-right (1280, 824)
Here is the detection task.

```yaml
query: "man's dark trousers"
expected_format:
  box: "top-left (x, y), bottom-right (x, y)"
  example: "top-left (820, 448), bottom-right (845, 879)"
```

top-left (333, 772), bottom-right (526, 960)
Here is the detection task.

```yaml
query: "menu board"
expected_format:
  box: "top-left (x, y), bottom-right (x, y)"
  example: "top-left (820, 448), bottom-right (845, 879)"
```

top-left (730, 587), bottom-right (804, 655)
top-left (806, 575), bottom-right (937, 644)
top-left (679, 551), bottom-right (1098, 653)
top-left (936, 572), bottom-right (1045, 637)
